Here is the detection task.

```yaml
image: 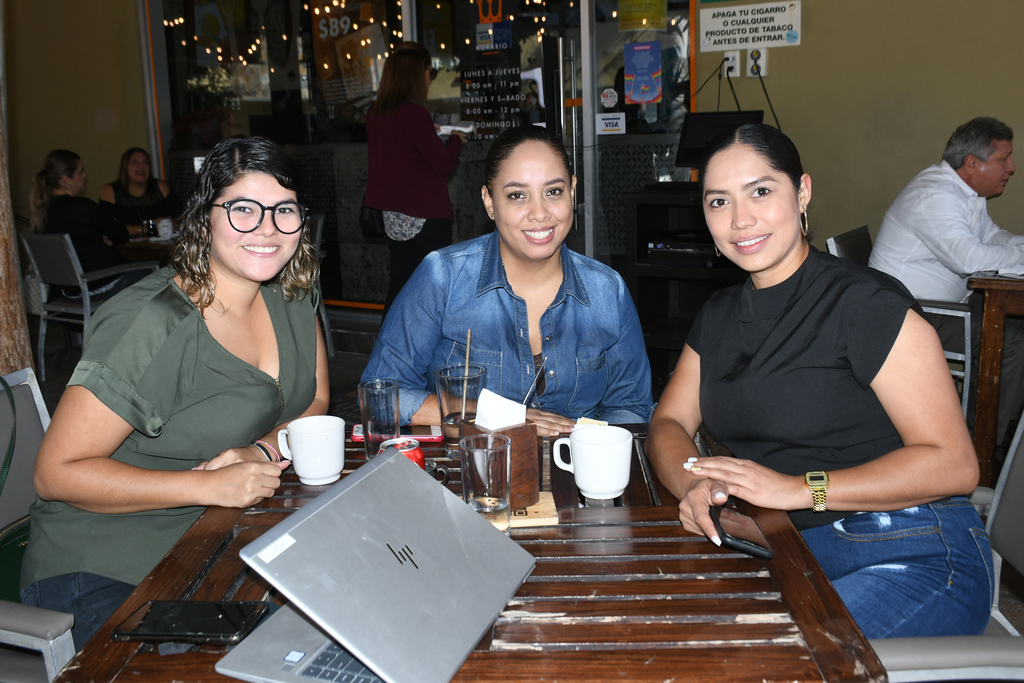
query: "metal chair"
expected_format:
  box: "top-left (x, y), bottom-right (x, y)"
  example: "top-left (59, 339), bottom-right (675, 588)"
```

top-left (870, 409), bottom-right (1024, 681)
top-left (826, 226), bottom-right (971, 417)
top-left (307, 214), bottom-right (335, 358)
top-left (0, 368), bottom-right (75, 683)
top-left (19, 233), bottom-right (158, 381)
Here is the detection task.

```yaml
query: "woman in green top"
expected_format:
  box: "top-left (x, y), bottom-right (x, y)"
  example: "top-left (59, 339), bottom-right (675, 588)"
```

top-left (20, 136), bottom-right (330, 650)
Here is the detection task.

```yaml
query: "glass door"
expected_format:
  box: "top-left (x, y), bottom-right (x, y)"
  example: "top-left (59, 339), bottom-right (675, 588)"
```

top-left (583, 0), bottom-right (692, 264)
top-left (412, 0), bottom-right (692, 260)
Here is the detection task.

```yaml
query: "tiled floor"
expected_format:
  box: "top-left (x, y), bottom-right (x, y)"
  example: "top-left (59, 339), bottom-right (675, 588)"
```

top-left (27, 311), bottom-right (1024, 636)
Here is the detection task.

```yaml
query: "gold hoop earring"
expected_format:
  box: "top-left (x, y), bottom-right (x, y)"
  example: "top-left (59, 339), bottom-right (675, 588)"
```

top-left (801, 211), bottom-right (809, 238)
top-left (714, 244), bottom-right (722, 258)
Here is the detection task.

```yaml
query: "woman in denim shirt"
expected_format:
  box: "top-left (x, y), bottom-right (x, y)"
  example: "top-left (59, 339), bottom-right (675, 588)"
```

top-left (362, 126), bottom-right (653, 435)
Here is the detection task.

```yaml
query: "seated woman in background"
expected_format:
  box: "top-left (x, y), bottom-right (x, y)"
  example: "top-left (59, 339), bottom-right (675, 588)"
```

top-left (362, 126), bottom-right (653, 436)
top-left (20, 135), bottom-right (329, 649)
top-left (100, 147), bottom-right (181, 232)
top-left (31, 150), bottom-right (133, 276)
top-left (647, 123), bottom-right (993, 639)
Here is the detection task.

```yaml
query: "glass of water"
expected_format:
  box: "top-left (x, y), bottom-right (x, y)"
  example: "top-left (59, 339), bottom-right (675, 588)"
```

top-left (357, 378), bottom-right (400, 459)
top-left (459, 433), bottom-right (511, 536)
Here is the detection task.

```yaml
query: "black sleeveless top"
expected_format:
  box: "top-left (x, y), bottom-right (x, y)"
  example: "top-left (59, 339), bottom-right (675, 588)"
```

top-left (102, 179), bottom-right (181, 226)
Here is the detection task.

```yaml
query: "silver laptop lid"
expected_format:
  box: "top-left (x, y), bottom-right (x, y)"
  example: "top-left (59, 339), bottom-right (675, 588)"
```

top-left (240, 448), bottom-right (536, 683)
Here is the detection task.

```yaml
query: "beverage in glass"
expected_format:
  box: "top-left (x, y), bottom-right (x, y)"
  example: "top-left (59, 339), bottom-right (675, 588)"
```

top-left (459, 433), bottom-right (511, 535)
top-left (433, 363), bottom-right (486, 455)
top-left (357, 379), bottom-right (400, 459)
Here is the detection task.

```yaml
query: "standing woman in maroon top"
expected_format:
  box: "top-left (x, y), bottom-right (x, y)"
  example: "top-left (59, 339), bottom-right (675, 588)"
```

top-left (365, 42), bottom-right (466, 312)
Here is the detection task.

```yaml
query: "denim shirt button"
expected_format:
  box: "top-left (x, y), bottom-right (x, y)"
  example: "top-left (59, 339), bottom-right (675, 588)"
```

top-left (548, 370), bottom-right (554, 376)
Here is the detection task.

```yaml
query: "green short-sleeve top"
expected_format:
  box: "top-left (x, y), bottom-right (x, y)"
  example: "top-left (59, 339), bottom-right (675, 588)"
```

top-left (21, 268), bottom-right (318, 588)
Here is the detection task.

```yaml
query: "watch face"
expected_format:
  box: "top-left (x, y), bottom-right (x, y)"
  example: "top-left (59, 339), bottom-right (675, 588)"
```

top-left (806, 472), bottom-right (828, 487)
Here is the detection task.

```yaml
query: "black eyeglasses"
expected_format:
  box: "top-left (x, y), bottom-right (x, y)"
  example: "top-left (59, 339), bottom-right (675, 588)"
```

top-left (215, 199), bottom-right (308, 235)
top-left (429, 67), bottom-right (438, 81)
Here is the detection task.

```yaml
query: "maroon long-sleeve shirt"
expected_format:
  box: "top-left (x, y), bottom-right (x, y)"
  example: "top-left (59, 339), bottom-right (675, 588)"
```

top-left (365, 101), bottom-right (463, 219)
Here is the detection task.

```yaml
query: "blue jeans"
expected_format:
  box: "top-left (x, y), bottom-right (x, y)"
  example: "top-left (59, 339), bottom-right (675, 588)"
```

top-left (21, 572), bottom-right (137, 650)
top-left (801, 496), bottom-right (993, 639)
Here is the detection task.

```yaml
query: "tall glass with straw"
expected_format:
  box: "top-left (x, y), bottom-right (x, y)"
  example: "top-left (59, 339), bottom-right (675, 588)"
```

top-left (433, 330), bottom-right (487, 456)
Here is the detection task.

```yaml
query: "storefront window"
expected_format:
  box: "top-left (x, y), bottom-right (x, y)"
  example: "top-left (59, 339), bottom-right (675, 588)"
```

top-left (160, 0), bottom-right (402, 149)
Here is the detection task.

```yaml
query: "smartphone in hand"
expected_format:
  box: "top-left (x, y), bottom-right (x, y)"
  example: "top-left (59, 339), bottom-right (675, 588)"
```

top-left (709, 506), bottom-right (774, 560)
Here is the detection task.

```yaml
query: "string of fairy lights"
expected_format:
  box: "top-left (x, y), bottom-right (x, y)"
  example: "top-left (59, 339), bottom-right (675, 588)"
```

top-left (162, 0), bottom-right (605, 70)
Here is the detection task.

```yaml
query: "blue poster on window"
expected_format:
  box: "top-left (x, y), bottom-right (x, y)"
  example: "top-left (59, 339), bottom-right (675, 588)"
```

top-left (624, 41), bottom-right (662, 104)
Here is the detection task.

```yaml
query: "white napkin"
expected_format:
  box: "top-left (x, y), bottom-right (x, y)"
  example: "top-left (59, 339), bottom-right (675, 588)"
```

top-left (439, 122), bottom-right (476, 136)
top-left (473, 389), bottom-right (527, 431)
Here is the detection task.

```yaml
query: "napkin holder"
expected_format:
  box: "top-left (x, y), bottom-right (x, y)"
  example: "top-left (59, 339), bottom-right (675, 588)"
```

top-left (459, 419), bottom-right (540, 509)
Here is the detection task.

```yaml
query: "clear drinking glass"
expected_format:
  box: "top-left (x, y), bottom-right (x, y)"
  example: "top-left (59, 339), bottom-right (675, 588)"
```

top-left (357, 379), bottom-right (400, 459)
top-left (433, 363), bottom-right (487, 456)
top-left (459, 433), bottom-right (512, 536)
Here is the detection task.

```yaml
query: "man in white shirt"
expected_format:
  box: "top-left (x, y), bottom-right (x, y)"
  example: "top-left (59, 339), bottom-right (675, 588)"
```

top-left (870, 117), bottom-right (1023, 442)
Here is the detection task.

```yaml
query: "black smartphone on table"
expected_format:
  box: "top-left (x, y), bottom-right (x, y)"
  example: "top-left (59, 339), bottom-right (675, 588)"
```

top-left (708, 506), bottom-right (774, 560)
top-left (111, 600), bottom-right (270, 644)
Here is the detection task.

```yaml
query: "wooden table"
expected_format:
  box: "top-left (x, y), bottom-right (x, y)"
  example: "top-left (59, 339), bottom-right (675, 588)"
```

top-left (968, 276), bottom-right (1024, 486)
top-left (54, 431), bottom-right (885, 683)
top-left (118, 237), bottom-right (175, 265)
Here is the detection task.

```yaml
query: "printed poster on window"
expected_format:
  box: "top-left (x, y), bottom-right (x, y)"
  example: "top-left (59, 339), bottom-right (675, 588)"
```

top-left (618, 0), bottom-right (667, 32)
top-left (624, 42), bottom-right (662, 104)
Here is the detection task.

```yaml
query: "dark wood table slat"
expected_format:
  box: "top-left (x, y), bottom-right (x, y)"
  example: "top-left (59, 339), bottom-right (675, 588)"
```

top-left (501, 596), bottom-right (786, 618)
top-left (491, 620), bottom-right (802, 647)
top-left (513, 577), bottom-right (780, 598)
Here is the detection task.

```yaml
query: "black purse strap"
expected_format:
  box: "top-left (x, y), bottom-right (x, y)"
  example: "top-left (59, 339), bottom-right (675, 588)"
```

top-left (0, 375), bottom-right (15, 498)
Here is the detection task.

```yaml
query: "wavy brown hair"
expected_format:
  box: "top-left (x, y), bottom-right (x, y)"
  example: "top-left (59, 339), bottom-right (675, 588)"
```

top-left (371, 42), bottom-right (431, 118)
top-left (171, 135), bottom-right (318, 312)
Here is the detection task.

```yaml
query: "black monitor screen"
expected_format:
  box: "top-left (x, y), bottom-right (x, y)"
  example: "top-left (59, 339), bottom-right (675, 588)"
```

top-left (675, 111), bottom-right (765, 168)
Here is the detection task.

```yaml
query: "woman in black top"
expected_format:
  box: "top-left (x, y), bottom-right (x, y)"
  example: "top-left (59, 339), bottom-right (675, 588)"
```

top-left (30, 150), bottom-right (147, 296)
top-left (647, 124), bottom-right (993, 639)
top-left (31, 150), bottom-right (130, 272)
top-left (100, 147), bottom-right (181, 231)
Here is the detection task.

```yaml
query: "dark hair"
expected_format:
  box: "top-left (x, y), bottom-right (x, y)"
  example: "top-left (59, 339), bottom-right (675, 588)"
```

top-left (117, 147), bottom-right (151, 187)
top-left (698, 123), bottom-right (804, 193)
top-left (29, 149), bottom-right (81, 231)
top-left (171, 135), bottom-right (318, 311)
top-left (371, 42), bottom-right (431, 118)
top-left (942, 117), bottom-right (1014, 169)
top-left (483, 126), bottom-right (573, 192)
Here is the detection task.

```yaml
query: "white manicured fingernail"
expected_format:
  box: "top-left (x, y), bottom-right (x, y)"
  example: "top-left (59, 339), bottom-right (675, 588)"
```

top-left (714, 491), bottom-right (727, 500)
top-left (710, 535), bottom-right (721, 546)
top-left (683, 462), bottom-right (692, 470)
top-left (687, 457), bottom-right (699, 462)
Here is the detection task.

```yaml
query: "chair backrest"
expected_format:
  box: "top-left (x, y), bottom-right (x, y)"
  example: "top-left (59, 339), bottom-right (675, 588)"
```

top-left (826, 225), bottom-right (872, 266)
top-left (19, 234), bottom-right (87, 290)
top-left (0, 368), bottom-right (50, 529)
top-left (988, 412), bottom-right (1024, 577)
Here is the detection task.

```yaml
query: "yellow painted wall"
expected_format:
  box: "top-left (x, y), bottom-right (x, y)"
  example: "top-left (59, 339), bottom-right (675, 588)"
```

top-left (694, 0), bottom-right (1024, 245)
top-left (6, 1), bottom-right (148, 218)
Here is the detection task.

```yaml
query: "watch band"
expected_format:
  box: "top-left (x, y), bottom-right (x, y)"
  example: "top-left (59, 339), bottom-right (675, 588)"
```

top-left (808, 487), bottom-right (827, 513)
top-left (804, 471), bottom-right (829, 513)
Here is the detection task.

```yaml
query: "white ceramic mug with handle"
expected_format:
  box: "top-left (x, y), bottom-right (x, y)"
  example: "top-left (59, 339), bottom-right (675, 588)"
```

top-left (277, 415), bottom-right (345, 485)
top-left (553, 425), bottom-right (633, 500)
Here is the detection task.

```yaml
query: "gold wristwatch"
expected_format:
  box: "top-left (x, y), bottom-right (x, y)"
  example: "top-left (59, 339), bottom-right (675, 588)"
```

top-left (804, 471), bottom-right (830, 512)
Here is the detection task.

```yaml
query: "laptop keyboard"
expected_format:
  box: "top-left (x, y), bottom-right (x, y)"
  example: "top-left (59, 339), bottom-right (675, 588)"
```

top-left (300, 643), bottom-right (383, 682)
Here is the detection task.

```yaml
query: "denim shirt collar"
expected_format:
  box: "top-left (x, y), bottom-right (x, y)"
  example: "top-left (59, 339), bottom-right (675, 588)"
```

top-left (476, 230), bottom-right (591, 307)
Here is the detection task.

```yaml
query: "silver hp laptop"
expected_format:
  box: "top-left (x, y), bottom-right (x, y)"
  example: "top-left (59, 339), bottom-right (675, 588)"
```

top-left (217, 448), bottom-right (536, 683)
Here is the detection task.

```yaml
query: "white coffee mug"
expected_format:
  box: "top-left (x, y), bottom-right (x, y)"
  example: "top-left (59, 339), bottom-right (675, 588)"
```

top-left (156, 218), bottom-right (174, 239)
top-left (277, 415), bottom-right (345, 485)
top-left (553, 425), bottom-right (633, 499)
